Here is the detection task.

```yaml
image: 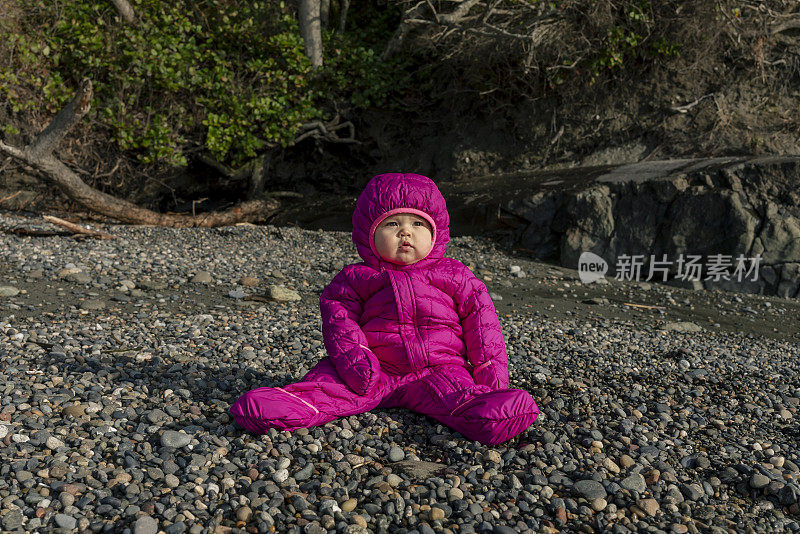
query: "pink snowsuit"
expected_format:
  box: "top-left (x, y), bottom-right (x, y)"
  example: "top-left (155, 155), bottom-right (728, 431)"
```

top-left (230, 173), bottom-right (539, 445)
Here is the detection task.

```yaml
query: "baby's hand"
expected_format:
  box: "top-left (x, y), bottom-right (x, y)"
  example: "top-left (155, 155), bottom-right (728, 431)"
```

top-left (339, 346), bottom-right (380, 396)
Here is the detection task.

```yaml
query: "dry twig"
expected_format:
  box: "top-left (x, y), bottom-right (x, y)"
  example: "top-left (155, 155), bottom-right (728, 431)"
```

top-left (43, 215), bottom-right (116, 240)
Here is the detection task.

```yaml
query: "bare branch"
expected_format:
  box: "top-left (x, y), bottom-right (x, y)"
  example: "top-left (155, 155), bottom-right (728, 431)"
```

top-left (292, 115), bottom-right (358, 145)
top-left (28, 79), bottom-right (92, 159)
top-left (438, 0), bottom-right (482, 24)
top-left (481, 0), bottom-right (502, 24)
top-left (770, 16), bottom-right (800, 35)
top-left (94, 158), bottom-right (122, 179)
top-left (382, 1), bottom-right (427, 60)
top-left (0, 191), bottom-right (22, 204)
top-left (670, 94), bottom-right (714, 114)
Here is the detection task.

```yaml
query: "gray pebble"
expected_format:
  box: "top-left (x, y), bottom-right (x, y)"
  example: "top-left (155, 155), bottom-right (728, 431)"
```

top-left (54, 514), bottom-right (77, 530)
top-left (574, 479), bottom-right (607, 500)
top-left (160, 430), bottom-right (191, 448)
top-left (388, 446), bottom-right (405, 462)
top-left (133, 515), bottom-right (158, 534)
top-left (620, 473), bottom-right (646, 493)
top-left (0, 286), bottom-right (20, 297)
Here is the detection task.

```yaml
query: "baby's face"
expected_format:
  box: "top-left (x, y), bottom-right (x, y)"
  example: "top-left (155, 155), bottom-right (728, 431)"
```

top-left (374, 213), bottom-right (433, 265)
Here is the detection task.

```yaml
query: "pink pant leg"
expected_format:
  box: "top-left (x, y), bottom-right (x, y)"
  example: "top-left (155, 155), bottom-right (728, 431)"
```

top-left (230, 358), bottom-right (389, 434)
top-left (397, 365), bottom-right (539, 445)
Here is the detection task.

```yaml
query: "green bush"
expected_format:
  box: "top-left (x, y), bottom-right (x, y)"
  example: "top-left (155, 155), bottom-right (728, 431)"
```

top-left (0, 0), bottom-right (404, 167)
top-left (585, 1), bottom-right (681, 86)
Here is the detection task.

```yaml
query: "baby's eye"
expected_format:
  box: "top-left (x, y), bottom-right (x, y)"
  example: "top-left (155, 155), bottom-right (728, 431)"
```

top-left (385, 221), bottom-right (398, 227)
top-left (412, 222), bottom-right (424, 226)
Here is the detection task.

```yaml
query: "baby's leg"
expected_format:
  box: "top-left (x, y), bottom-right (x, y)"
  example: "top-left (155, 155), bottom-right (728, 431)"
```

top-left (399, 365), bottom-right (539, 445)
top-left (230, 358), bottom-right (388, 434)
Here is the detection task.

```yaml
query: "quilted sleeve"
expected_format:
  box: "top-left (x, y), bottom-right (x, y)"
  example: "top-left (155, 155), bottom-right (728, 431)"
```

top-left (319, 268), bottom-right (380, 396)
top-left (454, 264), bottom-right (510, 390)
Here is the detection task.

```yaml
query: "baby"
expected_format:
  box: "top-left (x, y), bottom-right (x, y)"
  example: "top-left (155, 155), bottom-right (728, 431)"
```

top-left (230, 173), bottom-right (539, 445)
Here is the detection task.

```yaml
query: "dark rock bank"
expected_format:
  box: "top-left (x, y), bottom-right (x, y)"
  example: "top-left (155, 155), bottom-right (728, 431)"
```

top-left (444, 157), bottom-right (800, 298)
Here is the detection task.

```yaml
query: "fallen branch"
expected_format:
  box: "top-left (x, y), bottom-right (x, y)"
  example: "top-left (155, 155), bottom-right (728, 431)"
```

top-left (43, 215), bottom-right (116, 240)
top-left (670, 94), bottom-right (714, 114)
top-left (0, 190), bottom-right (22, 204)
top-left (0, 78), bottom-right (281, 227)
top-left (623, 302), bottom-right (666, 310)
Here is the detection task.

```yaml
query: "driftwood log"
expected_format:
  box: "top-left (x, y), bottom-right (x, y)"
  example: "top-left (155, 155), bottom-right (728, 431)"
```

top-left (0, 79), bottom-right (281, 227)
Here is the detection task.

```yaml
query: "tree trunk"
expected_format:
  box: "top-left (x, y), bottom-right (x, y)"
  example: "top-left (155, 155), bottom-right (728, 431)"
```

top-left (320, 0), bottom-right (331, 29)
top-left (110, 0), bottom-right (135, 24)
top-left (0, 79), bottom-right (281, 227)
top-left (338, 0), bottom-right (350, 33)
top-left (299, 0), bottom-right (323, 68)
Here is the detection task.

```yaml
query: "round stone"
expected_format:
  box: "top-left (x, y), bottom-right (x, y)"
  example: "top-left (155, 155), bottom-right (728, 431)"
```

top-left (160, 430), bottom-right (191, 448)
top-left (484, 450), bottom-right (502, 464)
top-left (46, 436), bottom-right (65, 450)
top-left (591, 498), bottom-right (607, 512)
top-left (430, 507), bottom-right (445, 521)
top-left (294, 463), bottom-right (314, 481)
top-left (574, 479), bottom-right (607, 500)
top-left (603, 458), bottom-right (620, 474)
top-left (62, 404), bottom-right (86, 418)
top-left (267, 285), bottom-right (301, 301)
top-left (386, 474), bottom-right (403, 487)
top-left (239, 276), bottom-right (260, 287)
top-left (388, 447), bottom-right (405, 462)
top-left (133, 515), bottom-right (158, 534)
top-left (80, 298), bottom-right (106, 310)
top-left (637, 498), bottom-right (659, 516)
top-left (272, 469), bottom-right (289, 483)
top-left (341, 498), bottom-right (358, 512)
top-left (60, 493), bottom-right (75, 508)
top-left (620, 473), bottom-right (646, 493)
top-left (2, 510), bottom-right (23, 530)
top-left (191, 271), bottom-right (213, 284)
top-left (0, 286), bottom-right (20, 297)
top-left (54, 514), bottom-right (77, 530)
top-left (750, 473), bottom-right (770, 489)
top-left (236, 506), bottom-right (252, 522)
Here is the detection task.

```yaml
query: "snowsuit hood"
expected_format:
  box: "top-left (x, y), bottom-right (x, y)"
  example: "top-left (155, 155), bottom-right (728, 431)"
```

top-left (353, 173), bottom-right (450, 268)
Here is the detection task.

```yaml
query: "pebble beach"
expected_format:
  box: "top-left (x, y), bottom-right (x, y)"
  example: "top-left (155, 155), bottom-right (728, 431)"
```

top-left (1, 213), bottom-right (799, 534)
